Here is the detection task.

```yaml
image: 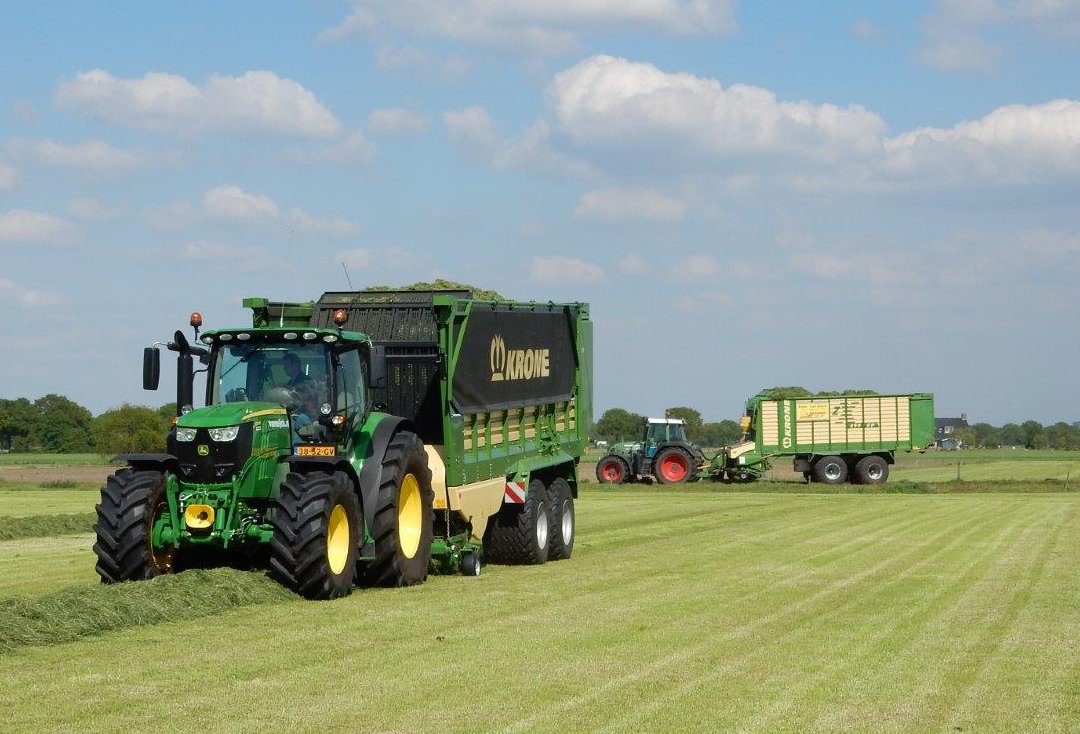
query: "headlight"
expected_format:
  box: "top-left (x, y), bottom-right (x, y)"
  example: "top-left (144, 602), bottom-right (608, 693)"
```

top-left (208, 426), bottom-right (240, 442)
top-left (175, 427), bottom-right (197, 442)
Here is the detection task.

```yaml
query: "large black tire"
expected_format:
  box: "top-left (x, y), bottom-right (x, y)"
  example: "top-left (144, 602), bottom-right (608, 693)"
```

top-left (270, 470), bottom-right (360, 599)
top-left (547, 478), bottom-right (575, 561)
top-left (362, 430), bottom-right (434, 587)
top-left (853, 455), bottom-right (890, 485)
top-left (813, 455), bottom-right (849, 485)
top-left (94, 469), bottom-right (175, 583)
top-left (595, 454), bottom-right (630, 484)
top-left (654, 446), bottom-right (695, 484)
top-left (484, 478), bottom-right (550, 565)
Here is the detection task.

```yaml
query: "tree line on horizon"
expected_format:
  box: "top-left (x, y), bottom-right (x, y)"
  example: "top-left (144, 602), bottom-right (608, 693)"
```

top-left (0, 395), bottom-right (174, 455)
top-left (1, 393), bottom-right (1077, 455)
top-left (594, 404), bottom-right (1080, 451)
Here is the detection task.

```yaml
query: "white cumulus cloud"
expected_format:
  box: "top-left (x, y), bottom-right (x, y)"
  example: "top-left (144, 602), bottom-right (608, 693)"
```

top-left (179, 241), bottom-right (270, 261)
top-left (0, 162), bottom-right (18, 190)
top-left (531, 256), bottom-right (606, 286)
top-left (293, 130), bottom-right (377, 166)
top-left (367, 107), bottom-right (430, 136)
top-left (575, 187), bottom-right (687, 222)
top-left (7, 138), bottom-right (147, 169)
top-left (918, 0), bottom-right (1080, 72)
top-left (203, 185), bottom-right (280, 221)
top-left (322, 0), bottom-right (738, 54)
top-left (0, 277), bottom-right (63, 307)
top-left (884, 99), bottom-right (1080, 183)
top-left (338, 247), bottom-right (415, 269)
top-left (56, 69), bottom-right (340, 138)
top-left (68, 198), bottom-right (124, 221)
top-left (288, 209), bottom-right (362, 236)
top-left (0, 209), bottom-right (77, 244)
top-left (549, 56), bottom-right (886, 162)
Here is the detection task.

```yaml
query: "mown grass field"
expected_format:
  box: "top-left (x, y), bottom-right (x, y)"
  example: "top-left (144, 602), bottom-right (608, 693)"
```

top-left (0, 457), bottom-right (1078, 732)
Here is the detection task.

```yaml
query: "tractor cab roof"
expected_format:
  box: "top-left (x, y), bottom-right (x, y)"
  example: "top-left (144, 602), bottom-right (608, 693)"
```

top-left (647, 417), bottom-right (686, 425)
top-left (199, 326), bottom-right (370, 348)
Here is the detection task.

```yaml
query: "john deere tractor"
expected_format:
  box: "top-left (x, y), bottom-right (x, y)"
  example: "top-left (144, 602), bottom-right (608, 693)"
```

top-left (594, 418), bottom-right (704, 485)
top-left (93, 306), bottom-right (447, 599)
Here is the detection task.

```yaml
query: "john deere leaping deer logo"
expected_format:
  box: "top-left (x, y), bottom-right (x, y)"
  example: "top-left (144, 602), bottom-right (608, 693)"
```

top-left (490, 333), bottom-right (550, 382)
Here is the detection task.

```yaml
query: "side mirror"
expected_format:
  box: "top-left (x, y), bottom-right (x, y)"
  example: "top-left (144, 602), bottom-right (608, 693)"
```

top-left (368, 344), bottom-right (388, 390)
top-left (143, 348), bottom-right (160, 390)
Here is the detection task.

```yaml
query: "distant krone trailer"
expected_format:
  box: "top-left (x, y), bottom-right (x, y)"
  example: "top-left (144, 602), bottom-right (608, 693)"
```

top-left (708, 392), bottom-right (935, 485)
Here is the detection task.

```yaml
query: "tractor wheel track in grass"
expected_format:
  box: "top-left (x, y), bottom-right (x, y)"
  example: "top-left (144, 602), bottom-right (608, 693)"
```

top-left (498, 497), bottom-right (1007, 733)
top-left (602, 497), bottom-right (1052, 732)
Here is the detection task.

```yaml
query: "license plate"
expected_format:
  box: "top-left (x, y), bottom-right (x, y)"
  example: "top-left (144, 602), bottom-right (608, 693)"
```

top-left (295, 445), bottom-right (336, 457)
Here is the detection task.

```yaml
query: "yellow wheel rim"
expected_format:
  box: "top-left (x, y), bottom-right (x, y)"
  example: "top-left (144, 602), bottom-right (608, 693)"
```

top-left (398, 473), bottom-right (422, 559)
top-left (149, 501), bottom-right (174, 572)
top-left (326, 504), bottom-right (350, 575)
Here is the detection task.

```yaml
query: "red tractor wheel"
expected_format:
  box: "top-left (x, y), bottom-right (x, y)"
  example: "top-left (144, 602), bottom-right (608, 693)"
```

top-left (655, 448), bottom-right (692, 484)
top-left (595, 454), bottom-right (629, 484)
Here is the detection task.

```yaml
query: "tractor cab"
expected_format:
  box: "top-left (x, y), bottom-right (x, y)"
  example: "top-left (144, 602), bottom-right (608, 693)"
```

top-left (206, 333), bottom-right (368, 441)
top-left (643, 418), bottom-right (688, 458)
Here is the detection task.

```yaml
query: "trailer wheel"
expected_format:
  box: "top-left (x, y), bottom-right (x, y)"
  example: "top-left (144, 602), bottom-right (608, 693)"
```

top-left (547, 478), bottom-right (575, 561)
top-left (94, 469), bottom-right (175, 583)
top-left (270, 470), bottom-right (360, 599)
top-left (595, 454), bottom-right (629, 484)
top-left (484, 478), bottom-right (550, 565)
top-left (853, 455), bottom-right (889, 485)
top-left (655, 447), bottom-right (693, 484)
top-left (813, 455), bottom-right (849, 485)
top-left (363, 430), bottom-right (434, 587)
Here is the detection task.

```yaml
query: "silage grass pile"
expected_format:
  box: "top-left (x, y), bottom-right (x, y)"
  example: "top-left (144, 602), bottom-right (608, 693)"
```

top-left (0, 568), bottom-right (293, 654)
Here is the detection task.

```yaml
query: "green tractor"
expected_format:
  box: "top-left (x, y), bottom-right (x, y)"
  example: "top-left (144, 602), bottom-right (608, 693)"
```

top-left (93, 308), bottom-right (451, 599)
top-left (594, 418), bottom-right (705, 485)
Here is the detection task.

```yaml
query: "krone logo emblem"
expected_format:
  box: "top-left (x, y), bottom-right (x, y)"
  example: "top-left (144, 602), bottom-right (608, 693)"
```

top-left (490, 334), bottom-right (507, 381)
top-left (489, 333), bottom-right (550, 383)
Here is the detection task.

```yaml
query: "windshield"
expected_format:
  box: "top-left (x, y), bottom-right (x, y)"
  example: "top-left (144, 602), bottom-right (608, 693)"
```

top-left (209, 340), bottom-right (369, 422)
top-left (646, 422), bottom-right (685, 443)
top-left (211, 343), bottom-right (331, 418)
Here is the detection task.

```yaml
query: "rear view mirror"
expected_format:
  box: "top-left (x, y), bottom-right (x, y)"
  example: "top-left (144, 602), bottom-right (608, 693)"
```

top-left (143, 348), bottom-right (160, 390)
top-left (368, 344), bottom-right (388, 390)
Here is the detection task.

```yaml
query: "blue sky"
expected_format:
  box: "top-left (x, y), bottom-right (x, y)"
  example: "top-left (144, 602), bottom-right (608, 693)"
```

top-left (2, 1), bottom-right (1079, 426)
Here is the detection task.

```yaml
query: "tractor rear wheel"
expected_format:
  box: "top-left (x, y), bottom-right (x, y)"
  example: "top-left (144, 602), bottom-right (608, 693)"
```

top-left (362, 430), bottom-right (434, 587)
top-left (270, 470), bottom-right (360, 599)
top-left (484, 478), bottom-right (550, 565)
top-left (853, 455), bottom-right (889, 485)
top-left (813, 455), bottom-right (849, 485)
top-left (654, 447), bottom-right (694, 484)
top-left (595, 454), bottom-right (629, 484)
top-left (94, 469), bottom-right (175, 583)
top-left (547, 478), bottom-right (575, 561)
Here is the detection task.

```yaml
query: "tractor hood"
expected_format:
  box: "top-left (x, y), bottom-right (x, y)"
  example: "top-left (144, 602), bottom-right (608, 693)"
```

top-left (177, 402), bottom-right (288, 429)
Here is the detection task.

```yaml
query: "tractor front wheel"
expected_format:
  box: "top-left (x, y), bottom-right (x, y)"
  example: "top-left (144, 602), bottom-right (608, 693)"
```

top-left (362, 430), bottom-right (434, 587)
top-left (270, 470), bottom-right (360, 599)
top-left (595, 454), bottom-right (629, 484)
top-left (94, 469), bottom-right (176, 583)
top-left (654, 447), bottom-right (694, 484)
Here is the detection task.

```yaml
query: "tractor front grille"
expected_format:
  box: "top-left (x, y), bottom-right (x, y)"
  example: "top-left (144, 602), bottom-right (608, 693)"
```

top-left (168, 424), bottom-right (254, 484)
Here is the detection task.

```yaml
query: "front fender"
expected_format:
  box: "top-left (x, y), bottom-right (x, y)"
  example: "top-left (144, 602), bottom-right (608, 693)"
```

top-left (114, 453), bottom-right (179, 474)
